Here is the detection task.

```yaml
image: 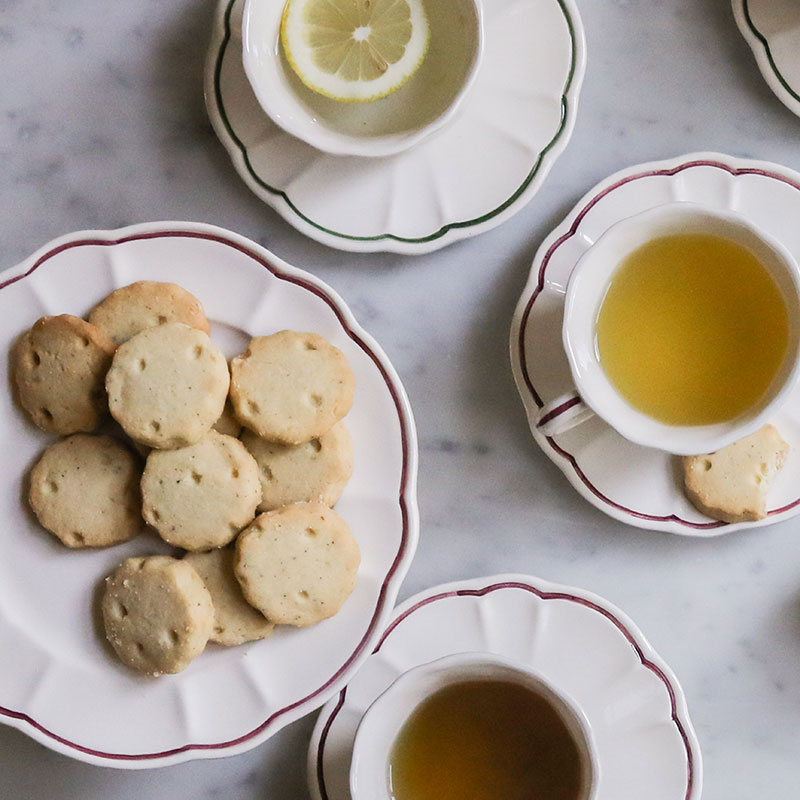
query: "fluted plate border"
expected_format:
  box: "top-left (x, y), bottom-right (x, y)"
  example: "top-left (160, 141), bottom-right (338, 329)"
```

top-left (309, 574), bottom-right (701, 800)
top-left (0, 222), bottom-right (419, 767)
top-left (205, 0), bottom-right (586, 254)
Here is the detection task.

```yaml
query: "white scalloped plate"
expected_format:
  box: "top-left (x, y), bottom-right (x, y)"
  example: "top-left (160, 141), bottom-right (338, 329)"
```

top-left (0, 222), bottom-right (419, 767)
top-left (308, 574), bottom-right (701, 800)
top-left (733, 0), bottom-right (800, 118)
top-left (204, 0), bottom-right (585, 254)
top-left (511, 152), bottom-right (800, 535)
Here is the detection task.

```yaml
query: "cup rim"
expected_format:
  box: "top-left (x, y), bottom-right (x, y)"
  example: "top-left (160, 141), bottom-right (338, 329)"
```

top-left (562, 201), bottom-right (800, 455)
top-left (349, 651), bottom-right (599, 800)
top-left (241, 0), bottom-right (485, 158)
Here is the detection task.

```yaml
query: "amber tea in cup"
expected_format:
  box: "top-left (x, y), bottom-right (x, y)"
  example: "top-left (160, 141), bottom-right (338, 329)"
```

top-left (388, 679), bottom-right (587, 800)
top-left (349, 654), bottom-right (597, 800)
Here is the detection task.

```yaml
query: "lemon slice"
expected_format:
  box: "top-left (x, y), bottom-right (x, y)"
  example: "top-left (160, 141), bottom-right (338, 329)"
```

top-left (281, 0), bottom-right (430, 103)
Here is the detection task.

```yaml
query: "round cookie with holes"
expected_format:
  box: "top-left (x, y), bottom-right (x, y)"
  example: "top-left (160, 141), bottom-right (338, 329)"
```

top-left (102, 556), bottom-right (214, 675)
top-left (183, 547), bottom-right (275, 646)
top-left (14, 314), bottom-right (115, 434)
top-left (234, 503), bottom-right (360, 627)
top-left (29, 434), bottom-right (142, 548)
top-left (141, 430), bottom-right (261, 551)
top-left (105, 323), bottom-right (229, 449)
top-left (241, 421), bottom-right (353, 512)
top-left (682, 424), bottom-right (790, 523)
top-left (229, 331), bottom-right (354, 444)
top-left (89, 281), bottom-right (210, 346)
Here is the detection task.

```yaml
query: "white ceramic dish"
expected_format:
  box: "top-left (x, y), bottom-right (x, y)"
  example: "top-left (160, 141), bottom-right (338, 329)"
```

top-left (0, 222), bottom-right (419, 768)
top-left (242, 0), bottom-right (483, 157)
top-left (308, 574), bottom-right (702, 800)
top-left (733, 0), bottom-right (800, 118)
top-left (511, 151), bottom-right (800, 535)
top-left (205, 0), bottom-right (585, 254)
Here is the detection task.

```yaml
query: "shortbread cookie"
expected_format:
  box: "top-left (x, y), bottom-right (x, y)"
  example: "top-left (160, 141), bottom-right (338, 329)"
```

top-left (213, 399), bottom-right (242, 438)
top-left (141, 431), bottom-right (261, 550)
top-left (230, 331), bottom-right (354, 444)
top-left (682, 425), bottom-right (790, 523)
top-left (106, 323), bottom-right (229, 449)
top-left (234, 503), bottom-right (360, 627)
top-left (183, 548), bottom-right (275, 646)
top-left (14, 314), bottom-right (115, 434)
top-left (89, 281), bottom-right (210, 345)
top-left (102, 556), bottom-right (214, 675)
top-left (29, 434), bottom-right (142, 548)
top-left (241, 422), bottom-right (353, 512)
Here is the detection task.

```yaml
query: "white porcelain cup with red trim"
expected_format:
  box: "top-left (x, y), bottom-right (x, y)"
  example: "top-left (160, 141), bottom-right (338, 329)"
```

top-left (349, 652), bottom-right (599, 800)
top-left (535, 202), bottom-right (800, 455)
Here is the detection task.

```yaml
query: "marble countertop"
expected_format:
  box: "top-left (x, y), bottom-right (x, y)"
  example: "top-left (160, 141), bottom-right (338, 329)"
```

top-left (2, 1), bottom-right (800, 798)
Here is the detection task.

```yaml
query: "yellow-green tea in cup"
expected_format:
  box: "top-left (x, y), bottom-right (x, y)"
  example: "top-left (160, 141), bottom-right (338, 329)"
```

top-left (595, 233), bottom-right (790, 426)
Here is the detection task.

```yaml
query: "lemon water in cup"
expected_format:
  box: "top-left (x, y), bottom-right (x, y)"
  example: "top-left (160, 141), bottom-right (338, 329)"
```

top-left (243, 0), bottom-right (483, 156)
top-left (281, 0), bottom-right (432, 103)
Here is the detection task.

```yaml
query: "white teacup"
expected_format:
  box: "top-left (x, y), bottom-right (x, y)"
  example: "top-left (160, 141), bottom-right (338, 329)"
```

top-left (349, 652), bottom-right (599, 800)
top-left (536, 202), bottom-right (800, 455)
top-left (242, 0), bottom-right (484, 158)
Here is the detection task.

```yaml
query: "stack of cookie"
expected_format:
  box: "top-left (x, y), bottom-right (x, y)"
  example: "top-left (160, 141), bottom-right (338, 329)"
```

top-left (15, 281), bottom-right (360, 676)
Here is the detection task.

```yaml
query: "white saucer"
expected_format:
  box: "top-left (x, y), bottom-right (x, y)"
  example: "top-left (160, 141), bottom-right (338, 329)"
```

top-left (204, 0), bottom-right (585, 254)
top-left (308, 574), bottom-right (701, 800)
top-left (733, 0), bottom-right (800, 118)
top-left (510, 152), bottom-right (800, 535)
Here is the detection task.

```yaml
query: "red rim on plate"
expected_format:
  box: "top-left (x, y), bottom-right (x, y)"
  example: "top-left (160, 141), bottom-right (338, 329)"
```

top-left (0, 224), bottom-right (419, 765)
top-left (514, 155), bottom-right (800, 532)
top-left (312, 576), bottom-right (700, 800)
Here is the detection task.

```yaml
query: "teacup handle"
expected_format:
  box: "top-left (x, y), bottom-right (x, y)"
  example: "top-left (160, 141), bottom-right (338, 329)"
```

top-left (535, 391), bottom-right (595, 437)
